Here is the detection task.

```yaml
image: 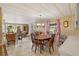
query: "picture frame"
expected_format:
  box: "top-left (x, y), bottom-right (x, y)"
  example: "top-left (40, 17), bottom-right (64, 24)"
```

top-left (63, 21), bottom-right (69, 27)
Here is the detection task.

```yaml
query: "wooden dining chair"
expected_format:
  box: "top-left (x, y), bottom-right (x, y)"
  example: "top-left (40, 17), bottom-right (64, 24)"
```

top-left (31, 32), bottom-right (46, 53)
top-left (31, 33), bottom-right (35, 49)
top-left (48, 34), bottom-right (55, 54)
top-left (6, 33), bottom-right (16, 45)
top-left (34, 39), bottom-right (45, 53)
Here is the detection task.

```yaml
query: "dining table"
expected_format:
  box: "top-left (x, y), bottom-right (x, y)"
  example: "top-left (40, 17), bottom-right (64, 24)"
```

top-left (35, 34), bottom-right (51, 40)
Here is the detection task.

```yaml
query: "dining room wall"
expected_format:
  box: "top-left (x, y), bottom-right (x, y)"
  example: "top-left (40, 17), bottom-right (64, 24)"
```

top-left (2, 8), bottom-right (39, 35)
top-left (60, 15), bottom-right (75, 36)
top-left (73, 28), bottom-right (79, 36)
top-left (2, 11), bottom-right (31, 33)
top-left (60, 4), bottom-right (79, 36)
top-left (3, 13), bottom-right (28, 24)
top-left (74, 4), bottom-right (79, 36)
top-left (50, 16), bottom-right (75, 36)
top-left (1, 6), bottom-right (78, 37)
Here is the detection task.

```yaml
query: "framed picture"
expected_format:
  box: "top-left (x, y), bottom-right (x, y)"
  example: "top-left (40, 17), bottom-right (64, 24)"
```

top-left (63, 21), bottom-right (69, 27)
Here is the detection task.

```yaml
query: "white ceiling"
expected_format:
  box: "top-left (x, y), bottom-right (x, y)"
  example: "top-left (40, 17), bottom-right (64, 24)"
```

top-left (0, 3), bottom-right (77, 18)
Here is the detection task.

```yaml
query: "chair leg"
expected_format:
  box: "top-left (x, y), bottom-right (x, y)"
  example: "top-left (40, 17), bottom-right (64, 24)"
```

top-left (32, 44), bottom-right (34, 49)
top-left (42, 45), bottom-right (44, 50)
top-left (52, 45), bottom-right (54, 52)
top-left (35, 45), bottom-right (37, 53)
top-left (40, 45), bottom-right (42, 53)
top-left (49, 47), bottom-right (51, 54)
top-left (7, 42), bottom-right (9, 45)
top-left (52, 46), bottom-right (54, 51)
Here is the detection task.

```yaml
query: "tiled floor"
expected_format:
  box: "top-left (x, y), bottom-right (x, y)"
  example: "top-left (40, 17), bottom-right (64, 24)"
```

top-left (6, 36), bottom-right (59, 56)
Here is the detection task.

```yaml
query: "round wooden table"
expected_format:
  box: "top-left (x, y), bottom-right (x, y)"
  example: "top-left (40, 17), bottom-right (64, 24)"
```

top-left (35, 34), bottom-right (50, 40)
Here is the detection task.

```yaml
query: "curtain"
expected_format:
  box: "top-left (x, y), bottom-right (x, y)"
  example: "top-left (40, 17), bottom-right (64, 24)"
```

top-left (55, 18), bottom-right (61, 47)
top-left (45, 20), bottom-right (50, 34)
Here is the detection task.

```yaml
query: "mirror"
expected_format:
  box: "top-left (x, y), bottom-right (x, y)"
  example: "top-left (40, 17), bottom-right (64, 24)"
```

top-left (63, 21), bottom-right (69, 27)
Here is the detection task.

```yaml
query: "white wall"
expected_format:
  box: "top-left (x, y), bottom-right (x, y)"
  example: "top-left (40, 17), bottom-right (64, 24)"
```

top-left (3, 13), bottom-right (28, 24)
top-left (76, 4), bottom-right (79, 28)
top-left (2, 11), bottom-right (36, 35)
